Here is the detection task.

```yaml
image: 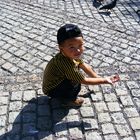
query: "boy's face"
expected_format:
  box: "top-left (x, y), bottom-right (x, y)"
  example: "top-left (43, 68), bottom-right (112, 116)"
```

top-left (59, 37), bottom-right (85, 59)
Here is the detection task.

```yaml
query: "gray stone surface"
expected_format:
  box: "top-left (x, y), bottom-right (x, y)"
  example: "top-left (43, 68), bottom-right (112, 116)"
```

top-left (0, 0), bottom-right (140, 139)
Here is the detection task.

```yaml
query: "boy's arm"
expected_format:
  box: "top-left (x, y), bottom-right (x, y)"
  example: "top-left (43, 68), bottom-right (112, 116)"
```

top-left (79, 63), bottom-right (120, 85)
top-left (81, 77), bottom-right (108, 85)
top-left (81, 76), bottom-right (120, 85)
top-left (79, 62), bottom-right (100, 78)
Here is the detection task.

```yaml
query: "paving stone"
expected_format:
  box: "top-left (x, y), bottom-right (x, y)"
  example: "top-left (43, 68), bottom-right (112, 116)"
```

top-left (88, 85), bottom-right (100, 92)
top-left (0, 91), bottom-right (9, 96)
top-left (135, 131), bottom-right (140, 140)
top-left (16, 76), bottom-right (29, 83)
top-left (94, 102), bottom-right (108, 113)
top-left (0, 0), bottom-right (140, 76)
top-left (0, 115), bottom-right (6, 127)
top-left (131, 89), bottom-right (140, 97)
top-left (107, 102), bottom-right (121, 112)
top-left (2, 52), bottom-right (12, 60)
top-left (82, 97), bottom-right (92, 107)
top-left (98, 112), bottom-right (111, 123)
top-left (23, 90), bottom-right (36, 102)
top-left (9, 101), bottom-right (22, 111)
top-left (124, 107), bottom-right (139, 118)
top-left (10, 91), bottom-right (23, 101)
top-left (2, 62), bottom-right (13, 70)
top-left (67, 115), bottom-right (81, 127)
top-left (0, 58), bottom-right (6, 66)
top-left (0, 96), bottom-right (8, 105)
top-left (104, 134), bottom-right (119, 140)
top-left (83, 118), bottom-right (98, 130)
top-left (121, 137), bottom-right (135, 140)
top-left (9, 66), bottom-right (20, 74)
top-left (120, 96), bottom-right (134, 107)
top-left (115, 124), bottom-right (132, 136)
top-left (126, 81), bottom-right (139, 89)
top-left (111, 112), bottom-right (127, 124)
top-left (85, 131), bottom-right (102, 140)
top-left (67, 109), bottom-right (79, 116)
top-left (101, 85), bottom-right (114, 94)
top-left (0, 85), bottom-right (4, 91)
top-left (0, 106), bottom-right (7, 115)
top-left (133, 98), bottom-right (140, 110)
top-left (101, 123), bottom-right (116, 134)
top-left (80, 106), bottom-right (95, 117)
top-left (129, 117), bottom-right (140, 130)
top-left (104, 93), bottom-right (118, 102)
top-left (8, 111), bottom-right (21, 123)
top-left (0, 0), bottom-right (140, 139)
top-left (0, 127), bottom-right (6, 137)
top-left (69, 127), bottom-right (83, 139)
top-left (91, 92), bottom-right (103, 102)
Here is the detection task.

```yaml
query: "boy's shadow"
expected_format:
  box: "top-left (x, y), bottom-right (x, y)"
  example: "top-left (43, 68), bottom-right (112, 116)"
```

top-left (0, 96), bottom-right (91, 140)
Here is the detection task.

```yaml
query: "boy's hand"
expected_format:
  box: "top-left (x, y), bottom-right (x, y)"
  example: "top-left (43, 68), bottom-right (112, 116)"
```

top-left (105, 75), bottom-right (120, 84)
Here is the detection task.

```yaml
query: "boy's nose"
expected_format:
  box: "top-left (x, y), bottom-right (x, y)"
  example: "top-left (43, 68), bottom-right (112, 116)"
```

top-left (77, 49), bottom-right (80, 52)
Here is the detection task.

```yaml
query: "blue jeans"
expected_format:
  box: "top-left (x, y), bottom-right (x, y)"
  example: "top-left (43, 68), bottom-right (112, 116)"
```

top-left (47, 79), bottom-right (81, 101)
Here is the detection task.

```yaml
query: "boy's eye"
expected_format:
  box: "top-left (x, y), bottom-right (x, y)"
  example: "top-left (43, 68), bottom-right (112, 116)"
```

top-left (70, 46), bottom-right (75, 49)
top-left (68, 46), bottom-right (76, 50)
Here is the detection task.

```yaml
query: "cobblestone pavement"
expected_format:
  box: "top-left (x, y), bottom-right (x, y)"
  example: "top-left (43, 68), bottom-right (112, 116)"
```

top-left (0, 0), bottom-right (140, 140)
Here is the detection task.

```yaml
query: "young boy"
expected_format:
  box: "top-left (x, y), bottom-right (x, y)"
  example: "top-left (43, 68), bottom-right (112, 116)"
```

top-left (42, 24), bottom-right (120, 106)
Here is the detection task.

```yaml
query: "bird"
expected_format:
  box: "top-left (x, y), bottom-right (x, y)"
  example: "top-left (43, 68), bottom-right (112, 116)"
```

top-left (99, 0), bottom-right (118, 11)
top-left (136, 9), bottom-right (140, 14)
top-left (97, 0), bottom-right (104, 2)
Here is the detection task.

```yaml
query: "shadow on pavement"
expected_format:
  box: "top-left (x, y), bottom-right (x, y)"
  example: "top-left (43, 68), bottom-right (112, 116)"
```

top-left (98, 11), bottom-right (111, 16)
top-left (0, 96), bottom-right (91, 140)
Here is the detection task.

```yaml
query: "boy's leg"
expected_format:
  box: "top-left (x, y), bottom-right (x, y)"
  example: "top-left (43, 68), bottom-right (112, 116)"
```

top-left (48, 79), bottom-right (81, 101)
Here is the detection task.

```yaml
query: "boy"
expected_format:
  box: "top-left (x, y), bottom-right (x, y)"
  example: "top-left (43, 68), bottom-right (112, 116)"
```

top-left (42, 24), bottom-right (120, 106)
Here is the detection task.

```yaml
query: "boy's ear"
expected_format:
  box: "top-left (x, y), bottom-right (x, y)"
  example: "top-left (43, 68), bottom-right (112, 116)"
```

top-left (58, 45), bottom-right (63, 51)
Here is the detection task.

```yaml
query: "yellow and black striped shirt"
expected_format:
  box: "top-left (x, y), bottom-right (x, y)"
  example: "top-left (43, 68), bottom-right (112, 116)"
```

top-left (42, 52), bottom-right (84, 94)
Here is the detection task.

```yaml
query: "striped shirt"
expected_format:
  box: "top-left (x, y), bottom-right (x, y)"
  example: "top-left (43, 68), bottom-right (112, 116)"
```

top-left (42, 52), bottom-right (84, 94)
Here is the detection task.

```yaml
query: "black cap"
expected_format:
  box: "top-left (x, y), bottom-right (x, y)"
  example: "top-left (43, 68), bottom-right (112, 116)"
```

top-left (57, 24), bottom-right (83, 45)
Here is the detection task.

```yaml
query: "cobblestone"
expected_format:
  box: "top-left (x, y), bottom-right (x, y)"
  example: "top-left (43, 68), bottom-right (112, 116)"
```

top-left (116, 124), bottom-right (132, 136)
top-left (107, 102), bottom-right (121, 112)
top-left (98, 112), bottom-right (111, 123)
top-left (129, 117), bottom-right (140, 130)
top-left (80, 106), bottom-right (95, 117)
top-left (85, 131), bottom-right (102, 140)
top-left (94, 102), bottom-right (108, 113)
top-left (0, 0), bottom-right (139, 75)
top-left (102, 123), bottom-right (116, 134)
top-left (120, 95), bottom-right (134, 107)
top-left (135, 131), bottom-right (140, 140)
top-left (0, 71), bottom-right (139, 139)
top-left (104, 134), bottom-right (119, 140)
top-left (0, 0), bottom-right (140, 139)
top-left (111, 112), bottom-right (127, 124)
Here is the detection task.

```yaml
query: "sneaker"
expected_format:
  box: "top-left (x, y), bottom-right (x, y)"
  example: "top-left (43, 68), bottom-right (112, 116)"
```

top-left (62, 98), bottom-right (84, 107)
